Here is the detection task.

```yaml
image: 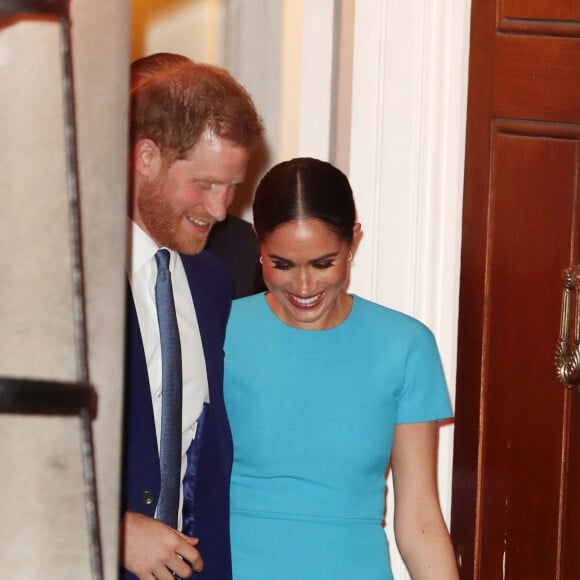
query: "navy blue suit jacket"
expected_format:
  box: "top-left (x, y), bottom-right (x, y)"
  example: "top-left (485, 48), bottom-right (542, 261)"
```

top-left (206, 214), bottom-right (265, 299)
top-left (122, 250), bottom-right (233, 580)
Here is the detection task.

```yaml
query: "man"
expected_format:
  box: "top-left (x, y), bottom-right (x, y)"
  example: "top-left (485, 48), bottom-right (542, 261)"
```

top-left (122, 53), bottom-right (263, 579)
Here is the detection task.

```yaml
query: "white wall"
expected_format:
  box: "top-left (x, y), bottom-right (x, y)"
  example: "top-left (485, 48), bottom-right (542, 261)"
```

top-left (131, 0), bottom-right (216, 62)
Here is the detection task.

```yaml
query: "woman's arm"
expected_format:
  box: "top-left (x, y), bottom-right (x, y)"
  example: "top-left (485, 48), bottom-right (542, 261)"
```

top-left (390, 421), bottom-right (459, 580)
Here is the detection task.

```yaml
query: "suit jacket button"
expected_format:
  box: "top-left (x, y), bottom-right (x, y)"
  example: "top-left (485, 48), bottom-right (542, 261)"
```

top-left (141, 491), bottom-right (155, 505)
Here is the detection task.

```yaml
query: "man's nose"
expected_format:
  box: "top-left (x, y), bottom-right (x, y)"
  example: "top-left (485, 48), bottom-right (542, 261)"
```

top-left (204, 186), bottom-right (232, 222)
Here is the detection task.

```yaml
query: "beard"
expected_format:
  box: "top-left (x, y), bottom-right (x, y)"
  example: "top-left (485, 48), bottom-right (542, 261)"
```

top-left (137, 173), bottom-right (210, 255)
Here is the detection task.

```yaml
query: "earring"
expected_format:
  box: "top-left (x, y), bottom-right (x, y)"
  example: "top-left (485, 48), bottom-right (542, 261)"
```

top-left (348, 251), bottom-right (353, 262)
top-left (259, 256), bottom-right (263, 265)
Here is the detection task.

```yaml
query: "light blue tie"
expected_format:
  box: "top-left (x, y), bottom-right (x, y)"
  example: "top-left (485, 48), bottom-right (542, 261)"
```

top-left (154, 249), bottom-right (182, 528)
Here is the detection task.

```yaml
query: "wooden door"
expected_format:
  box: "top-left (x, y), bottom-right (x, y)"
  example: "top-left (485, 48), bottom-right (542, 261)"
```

top-left (450, 0), bottom-right (580, 578)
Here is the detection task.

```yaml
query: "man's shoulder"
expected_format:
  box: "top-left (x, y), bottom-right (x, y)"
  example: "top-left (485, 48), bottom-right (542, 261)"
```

top-left (206, 214), bottom-right (257, 257)
top-left (181, 249), bottom-right (230, 279)
top-left (209, 214), bottom-right (254, 239)
top-left (180, 250), bottom-right (233, 311)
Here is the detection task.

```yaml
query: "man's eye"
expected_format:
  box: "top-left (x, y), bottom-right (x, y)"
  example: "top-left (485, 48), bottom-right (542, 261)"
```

top-left (195, 180), bottom-right (213, 190)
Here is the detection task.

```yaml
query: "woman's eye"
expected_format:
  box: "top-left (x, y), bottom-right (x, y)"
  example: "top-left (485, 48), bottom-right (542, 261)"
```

top-left (272, 260), bottom-right (293, 271)
top-left (313, 260), bottom-right (334, 269)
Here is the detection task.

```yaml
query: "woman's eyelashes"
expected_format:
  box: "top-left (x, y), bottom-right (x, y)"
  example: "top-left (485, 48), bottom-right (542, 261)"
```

top-left (312, 259), bottom-right (335, 269)
top-left (272, 259), bottom-right (293, 271)
top-left (270, 257), bottom-right (337, 270)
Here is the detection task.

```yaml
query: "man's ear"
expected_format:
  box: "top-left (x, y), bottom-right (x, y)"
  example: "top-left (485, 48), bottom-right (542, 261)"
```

top-left (133, 138), bottom-right (160, 178)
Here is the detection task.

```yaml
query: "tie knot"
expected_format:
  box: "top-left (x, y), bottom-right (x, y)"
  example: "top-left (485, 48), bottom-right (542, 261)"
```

top-left (155, 248), bottom-right (171, 272)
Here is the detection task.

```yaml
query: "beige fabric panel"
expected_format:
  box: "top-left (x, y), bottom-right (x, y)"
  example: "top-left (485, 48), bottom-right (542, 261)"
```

top-left (0, 1), bottom-right (130, 577)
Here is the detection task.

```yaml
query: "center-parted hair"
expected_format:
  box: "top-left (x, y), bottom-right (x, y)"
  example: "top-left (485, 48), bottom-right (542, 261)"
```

top-left (253, 157), bottom-right (356, 244)
top-left (130, 53), bottom-right (263, 162)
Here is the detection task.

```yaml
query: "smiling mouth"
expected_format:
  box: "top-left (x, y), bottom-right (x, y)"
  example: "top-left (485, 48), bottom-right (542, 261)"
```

top-left (287, 292), bottom-right (324, 309)
top-left (185, 215), bottom-right (213, 230)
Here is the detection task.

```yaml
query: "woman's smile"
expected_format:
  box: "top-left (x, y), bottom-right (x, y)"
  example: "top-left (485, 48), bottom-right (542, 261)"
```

top-left (261, 218), bottom-right (354, 330)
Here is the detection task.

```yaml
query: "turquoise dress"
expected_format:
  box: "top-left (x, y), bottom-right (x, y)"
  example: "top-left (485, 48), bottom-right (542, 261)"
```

top-left (224, 294), bottom-right (452, 580)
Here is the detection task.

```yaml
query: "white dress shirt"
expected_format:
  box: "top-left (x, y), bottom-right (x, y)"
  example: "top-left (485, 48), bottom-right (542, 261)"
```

top-left (128, 220), bottom-right (209, 530)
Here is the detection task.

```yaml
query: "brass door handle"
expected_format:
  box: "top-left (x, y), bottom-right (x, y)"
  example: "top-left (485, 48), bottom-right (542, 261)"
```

top-left (555, 265), bottom-right (580, 388)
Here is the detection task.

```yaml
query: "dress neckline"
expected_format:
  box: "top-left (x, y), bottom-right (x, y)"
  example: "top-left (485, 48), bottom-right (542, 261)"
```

top-left (260, 292), bottom-right (357, 333)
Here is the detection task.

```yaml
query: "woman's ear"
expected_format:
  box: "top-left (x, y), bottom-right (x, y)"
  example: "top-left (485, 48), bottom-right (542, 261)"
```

top-left (351, 222), bottom-right (363, 256)
top-left (133, 138), bottom-right (160, 178)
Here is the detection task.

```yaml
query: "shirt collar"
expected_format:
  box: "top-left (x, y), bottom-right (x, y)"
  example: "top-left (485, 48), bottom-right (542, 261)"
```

top-left (129, 220), bottom-right (177, 275)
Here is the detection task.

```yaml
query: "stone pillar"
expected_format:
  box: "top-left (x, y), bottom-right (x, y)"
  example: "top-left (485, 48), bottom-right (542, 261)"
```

top-left (0, 1), bottom-right (130, 577)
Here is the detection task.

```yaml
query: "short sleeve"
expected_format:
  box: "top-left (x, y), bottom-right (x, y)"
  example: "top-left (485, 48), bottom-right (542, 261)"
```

top-left (396, 324), bottom-right (453, 423)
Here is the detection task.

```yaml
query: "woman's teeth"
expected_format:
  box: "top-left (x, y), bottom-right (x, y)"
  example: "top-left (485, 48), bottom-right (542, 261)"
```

top-left (291, 293), bottom-right (322, 306)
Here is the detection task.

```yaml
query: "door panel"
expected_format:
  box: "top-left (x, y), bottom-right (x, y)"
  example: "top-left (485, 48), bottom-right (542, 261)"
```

top-left (563, 394), bottom-right (580, 578)
top-left (502, 0), bottom-right (580, 22)
top-left (450, 0), bottom-right (580, 577)
top-left (480, 126), bottom-right (579, 578)
top-left (494, 37), bottom-right (580, 123)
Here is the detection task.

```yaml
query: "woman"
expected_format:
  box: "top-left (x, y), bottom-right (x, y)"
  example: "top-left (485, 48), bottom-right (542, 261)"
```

top-left (224, 158), bottom-right (459, 579)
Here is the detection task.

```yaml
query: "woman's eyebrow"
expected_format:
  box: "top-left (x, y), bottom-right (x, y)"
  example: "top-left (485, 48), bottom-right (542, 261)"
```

top-left (267, 252), bottom-right (339, 263)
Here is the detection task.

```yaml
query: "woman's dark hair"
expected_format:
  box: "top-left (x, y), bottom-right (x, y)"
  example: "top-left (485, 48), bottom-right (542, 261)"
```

top-left (253, 157), bottom-right (356, 244)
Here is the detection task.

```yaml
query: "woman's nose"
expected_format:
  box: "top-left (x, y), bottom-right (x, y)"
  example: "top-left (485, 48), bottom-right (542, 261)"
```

top-left (295, 268), bottom-right (314, 295)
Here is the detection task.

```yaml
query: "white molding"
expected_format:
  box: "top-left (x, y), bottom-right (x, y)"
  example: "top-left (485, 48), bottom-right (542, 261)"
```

top-left (221, 0), bottom-right (283, 162)
top-left (297, 0), bottom-right (336, 159)
top-left (278, 0), bottom-right (303, 161)
top-left (347, 0), bottom-right (471, 577)
top-left (347, 0), bottom-right (389, 300)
